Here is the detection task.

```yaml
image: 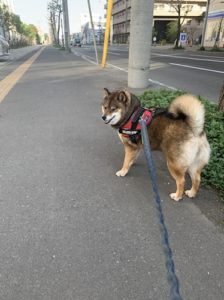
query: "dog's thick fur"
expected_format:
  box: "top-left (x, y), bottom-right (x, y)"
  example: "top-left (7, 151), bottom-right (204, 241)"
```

top-left (101, 88), bottom-right (211, 201)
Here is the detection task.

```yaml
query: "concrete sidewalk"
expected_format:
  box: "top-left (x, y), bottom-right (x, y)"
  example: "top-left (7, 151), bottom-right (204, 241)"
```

top-left (8, 45), bottom-right (42, 61)
top-left (0, 45), bottom-right (223, 300)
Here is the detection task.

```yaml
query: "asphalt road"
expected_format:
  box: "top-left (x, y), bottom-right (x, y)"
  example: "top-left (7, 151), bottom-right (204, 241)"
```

top-left (0, 46), bottom-right (224, 300)
top-left (72, 44), bottom-right (224, 102)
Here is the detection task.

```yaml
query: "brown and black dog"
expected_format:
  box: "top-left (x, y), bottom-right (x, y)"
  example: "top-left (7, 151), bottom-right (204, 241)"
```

top-left (101, 88), bottom-right (210, 201)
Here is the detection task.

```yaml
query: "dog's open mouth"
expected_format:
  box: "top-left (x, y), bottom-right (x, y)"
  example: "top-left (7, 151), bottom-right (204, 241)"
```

top-left (105, 115), bottom-right (115, 124)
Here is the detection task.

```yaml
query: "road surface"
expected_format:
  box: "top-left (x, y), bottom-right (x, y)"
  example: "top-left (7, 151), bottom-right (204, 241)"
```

top-left (72, 44), bottom-right (224, 102)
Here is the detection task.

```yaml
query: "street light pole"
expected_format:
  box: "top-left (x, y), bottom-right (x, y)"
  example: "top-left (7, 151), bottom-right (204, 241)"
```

top-left (62, 0), bottom-right (71, 51)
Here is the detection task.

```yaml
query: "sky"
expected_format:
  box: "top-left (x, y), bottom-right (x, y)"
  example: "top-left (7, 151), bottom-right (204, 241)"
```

top-left (13, 0), bottom-right (105, 33)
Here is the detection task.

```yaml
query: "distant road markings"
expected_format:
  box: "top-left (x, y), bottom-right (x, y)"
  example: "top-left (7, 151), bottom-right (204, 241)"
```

top-left (188, 53), bottom-right (224, 60)
top-left (107, 51), bottom-right (121, 56)
top-left (170, 63), bottom-right (224, 74)
top-left (106, 62), bottom-right (177, 90)
top-left (148, 79), bottom-right (177, 90)
top-left (107, 63), bottom-right (128, 72)
top-left (150, 62), bottom-right (167, 70)
top-left (72, 50), bottom-right (178, 91)
top-left (0, 47), bottom-right (45, 103)
top-left (72, 51), bottom-right (98, 65)
top-left (152, 53), bottom-right (224, 63)
top-left (81, 55), bottom-right (98, 65)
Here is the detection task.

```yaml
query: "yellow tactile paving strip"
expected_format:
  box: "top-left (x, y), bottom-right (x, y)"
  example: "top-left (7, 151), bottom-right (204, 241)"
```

top-left (0, 46), bottom-right (45, 103)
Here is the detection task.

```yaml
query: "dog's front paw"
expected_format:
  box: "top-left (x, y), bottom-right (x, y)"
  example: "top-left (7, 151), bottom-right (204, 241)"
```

top-left (185, 189), bottom-right (196, 198)
top-left (169, 193), bottom-right (182, 202)
top-left (116, 169), bottom-right (128, 177)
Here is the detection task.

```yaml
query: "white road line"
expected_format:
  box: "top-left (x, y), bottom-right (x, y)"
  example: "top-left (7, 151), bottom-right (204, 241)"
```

top-left (152, 53), bottom-right (224, 63)
top-left (148, 79), bottom-right (177, 90)
top-left (107, 51), bottom-right (121, 56)
top-left (188, 53), bottom-right (224, 59)
top-left (81, 55), bottom-right (98, 65)
top-left (109, 48), bottom-right (128, 52)
top-left (107, 63), bottom-right (128, 72)
top-left (73, 50), bottom-right (81, 56)
top-left (73, 50), bottom-right (98, 65)
top-left (106, 62), bottom-right (177, 90)
top-left (72, 52), bottom-right (178, 91)
top-left (170, 63), bottom-right (224, 74)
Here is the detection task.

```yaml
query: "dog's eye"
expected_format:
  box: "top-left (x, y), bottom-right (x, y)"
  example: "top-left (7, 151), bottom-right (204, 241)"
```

top-left (111, 107), bottom-right (116, 111)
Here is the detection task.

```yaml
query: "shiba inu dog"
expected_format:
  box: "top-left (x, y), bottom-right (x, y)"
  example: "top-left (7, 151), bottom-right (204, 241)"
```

top-left (101, 88), bottom-right (210, 201)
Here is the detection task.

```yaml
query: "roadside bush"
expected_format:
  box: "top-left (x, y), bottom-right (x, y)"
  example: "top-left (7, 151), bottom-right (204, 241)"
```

top-left (53, 44), bottom-right (65, 50)
top-left (199, 46), bottom-right (205, 51)
top-left (160, 39), bottom-right (167, 46)
top-left (139, 89), bottom-right (224, 200)
top-left (198, 46), bottom-right (224, 52)
top-left (173, 45), bottom-right (185, 50)
top-left (210, 46), bottom-right (224, 52)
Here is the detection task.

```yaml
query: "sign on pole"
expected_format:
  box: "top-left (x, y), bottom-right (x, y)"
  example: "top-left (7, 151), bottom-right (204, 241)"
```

top-left (179, 33), bottom-right (187, 45)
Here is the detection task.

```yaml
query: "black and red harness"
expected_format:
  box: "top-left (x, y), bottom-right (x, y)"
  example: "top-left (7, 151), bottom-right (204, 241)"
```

top-left (119, 106), bottom-right (153, 144)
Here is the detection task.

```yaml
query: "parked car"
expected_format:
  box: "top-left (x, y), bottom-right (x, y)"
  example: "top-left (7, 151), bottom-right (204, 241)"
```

top-left (0, 35), bottom-right (10, 60)
top-left (73, 38), bottom-right (81, 47)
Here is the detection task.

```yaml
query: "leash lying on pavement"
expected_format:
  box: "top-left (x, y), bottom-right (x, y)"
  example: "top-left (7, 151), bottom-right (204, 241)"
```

top-left (139, 118), bottom-right (183, 300)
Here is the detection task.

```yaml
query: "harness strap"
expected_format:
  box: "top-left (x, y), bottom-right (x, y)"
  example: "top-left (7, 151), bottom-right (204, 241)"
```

top-left (131, 107), bottom-right (146, 131)
top-left (119, 107), bottom-right (152, 144)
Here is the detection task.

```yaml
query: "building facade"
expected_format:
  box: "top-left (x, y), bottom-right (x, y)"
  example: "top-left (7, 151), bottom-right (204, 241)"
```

top-left (0, 0), bottom-right (15, 37)
top-left (1, 0), bottom-right (14, 12)
top-left (80, 13), bottom-right (105, 44)
top-left (204, 0), bottom-right (224, 47)
top-left (108, 0), bottom-right (206, 43)
top-left (112, 0), bottom-right (131, 43)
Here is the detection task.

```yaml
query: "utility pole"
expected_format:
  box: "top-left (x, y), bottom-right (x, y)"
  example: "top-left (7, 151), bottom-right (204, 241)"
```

top-left (201, 0), bottom-right (210, 47)
top-left (128, 0), bottom-right (154, 88)
top-left (61, 18), bottom-right (64, 48)
top-left (62, 0), bottom-right (70, 51)
top-left (87, 0), bottom-right (99, 64)
top-left (110, 16), bottom-right (113, 45)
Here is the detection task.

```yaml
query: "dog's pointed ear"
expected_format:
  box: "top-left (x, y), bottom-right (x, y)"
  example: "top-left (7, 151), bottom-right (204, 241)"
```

top-left (117, 90), bottom-right (131, 104)
top-left (103, 88), bottom-right (110, 97)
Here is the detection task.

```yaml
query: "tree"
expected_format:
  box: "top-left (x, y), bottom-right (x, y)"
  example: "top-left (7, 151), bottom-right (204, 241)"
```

top-left (218, 82), bottom-right (224, 112)
top-left (169, 0), bottom-right (193, 48)
top-left (11, 14), bottom-right (23, 35)
top-left (183, 18), bottom-right (202, 46)
top-left (214, 16), bottom-right (223, 48)
top-left (1, 0), bottom-right (42, 47)
top-left (166, 21), bottom-right (178, 43)
top-left (26, 24), bottom-right (40, 44)
top-left (47, 0), bottom-right (62, 45)
top-left (0, 1), bottom-right (10, 37)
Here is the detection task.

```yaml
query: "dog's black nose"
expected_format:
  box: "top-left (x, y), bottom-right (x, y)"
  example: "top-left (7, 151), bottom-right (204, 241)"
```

top-left (102, 115), bottom-right (106, 121)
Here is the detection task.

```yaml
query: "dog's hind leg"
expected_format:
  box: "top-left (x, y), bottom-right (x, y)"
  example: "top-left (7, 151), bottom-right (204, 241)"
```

top-left (185, 163), bottom-right (204, 198)
top-left (116, 143), bottom-right (140, 177)
top-left (167, 160), bottom-right (186, 201)
top-left (185, 137), bottom-right (210, 198)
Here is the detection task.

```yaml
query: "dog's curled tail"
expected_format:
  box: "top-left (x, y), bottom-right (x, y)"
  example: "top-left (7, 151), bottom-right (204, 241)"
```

top-left (169, 95), bottom-right (205, 136)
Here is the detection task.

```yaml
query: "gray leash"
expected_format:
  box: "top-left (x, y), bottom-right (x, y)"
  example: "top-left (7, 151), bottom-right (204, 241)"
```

top-left (139, 118), bottom-right (183, 300)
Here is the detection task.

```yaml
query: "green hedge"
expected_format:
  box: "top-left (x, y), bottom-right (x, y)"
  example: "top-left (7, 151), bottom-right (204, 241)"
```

top-left (139, 89), bottom-right (224, 200)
